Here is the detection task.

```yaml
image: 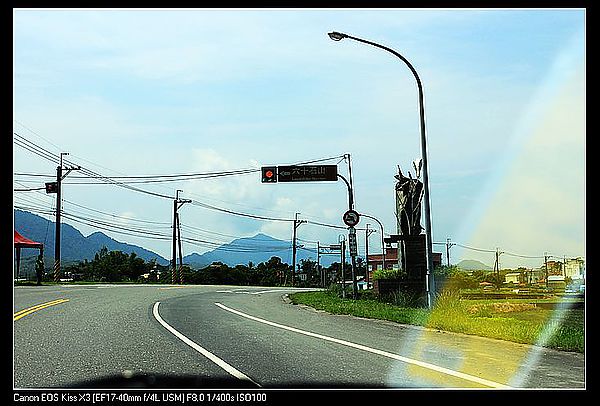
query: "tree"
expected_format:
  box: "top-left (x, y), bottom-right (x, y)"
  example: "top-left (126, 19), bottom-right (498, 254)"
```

top-left (256, 256), bottom-right (289, 286)
top-left (297, 258), bottom-right (319, 287)
top-left (67, 247), bottom-right (155, 283)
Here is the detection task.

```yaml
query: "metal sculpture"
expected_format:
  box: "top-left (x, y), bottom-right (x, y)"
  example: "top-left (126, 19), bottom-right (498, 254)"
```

top-left (394, 159), bottom-right (424, 237)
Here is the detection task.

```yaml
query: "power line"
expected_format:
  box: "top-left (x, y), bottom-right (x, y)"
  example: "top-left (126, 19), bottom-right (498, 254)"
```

top-left (15, 132), bottom-right (350, 227)
top-left (189, 199), bottom-right (294, 222)
top-left (454, 243), bottom-right (496, 253)
top-left (16, 168), bottom-right (261, 184)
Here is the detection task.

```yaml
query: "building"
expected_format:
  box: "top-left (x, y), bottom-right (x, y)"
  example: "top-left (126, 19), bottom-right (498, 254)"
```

top-left (366, 246), bottom-right (442, 281)
top-left (564, 257), bottom-right (585, 279)
top-left (545, 260), bottom-right (563, 276)
top-left (525, 268), bottom-right (545, 284)
top-left (504, 272), bottom-right (521, 284)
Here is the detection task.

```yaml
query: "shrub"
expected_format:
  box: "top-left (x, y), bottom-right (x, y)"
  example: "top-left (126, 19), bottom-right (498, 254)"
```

top-left (372, 268), bottom-right (402, 280)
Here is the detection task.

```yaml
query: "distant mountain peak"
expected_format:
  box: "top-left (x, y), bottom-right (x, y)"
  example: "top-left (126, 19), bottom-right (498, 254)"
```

top-left (456, 259), bottom-right (493, 271)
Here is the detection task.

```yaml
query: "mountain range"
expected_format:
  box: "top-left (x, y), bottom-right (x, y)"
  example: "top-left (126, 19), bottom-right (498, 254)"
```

top-left (15, 209), bottom-right (491, 271)
top-left (13, 210), bottom-right (324, 268)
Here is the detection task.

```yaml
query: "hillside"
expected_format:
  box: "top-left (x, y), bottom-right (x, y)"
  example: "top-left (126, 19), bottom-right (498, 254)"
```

top-left (14, 209), bottom-right (169, 265)
top-left (14, 210), bottom-right (329, 270)
top-left (456, 259), bottom-right (493, 271)
top-left (183, 233), bottom-right (330, 269)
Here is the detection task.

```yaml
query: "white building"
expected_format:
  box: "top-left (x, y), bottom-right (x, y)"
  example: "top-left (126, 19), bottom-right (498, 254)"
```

top-left (564, 257), bottom-right (585, 279)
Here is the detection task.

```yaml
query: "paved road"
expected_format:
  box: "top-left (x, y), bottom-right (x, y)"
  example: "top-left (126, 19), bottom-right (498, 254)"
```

top-left (13, 284), bottom-right (585, 389)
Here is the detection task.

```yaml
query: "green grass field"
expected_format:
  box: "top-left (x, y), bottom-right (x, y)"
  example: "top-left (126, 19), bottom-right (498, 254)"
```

top-left (289, 289), bottom-right (584, 353)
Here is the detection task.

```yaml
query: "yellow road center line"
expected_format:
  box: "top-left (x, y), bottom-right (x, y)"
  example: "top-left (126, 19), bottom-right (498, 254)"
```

top-left (14, 299), bottom-right (70, 321)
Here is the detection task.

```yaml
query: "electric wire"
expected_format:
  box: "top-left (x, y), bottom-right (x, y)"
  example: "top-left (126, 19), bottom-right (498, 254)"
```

top-left (14, 131), bottom-right (585, 261)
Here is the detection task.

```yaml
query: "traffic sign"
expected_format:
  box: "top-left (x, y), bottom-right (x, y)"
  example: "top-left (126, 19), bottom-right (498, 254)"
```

top-left (45, 182), bottom-right (58, 194)
top-left (277, 165), bottom-right (338, 182)
top-left (348, 226), bottom-right (358, 256)
top-left (342, 210), bottom-right (360, 227)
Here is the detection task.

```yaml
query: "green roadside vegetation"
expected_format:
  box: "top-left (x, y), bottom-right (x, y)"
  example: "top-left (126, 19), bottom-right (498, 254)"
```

top-left (288, 287), bottom-right (585, 353)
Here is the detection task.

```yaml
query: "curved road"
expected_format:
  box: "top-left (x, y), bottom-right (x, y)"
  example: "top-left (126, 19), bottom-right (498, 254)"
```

top-left (13, 284), bottom-right (585, 389)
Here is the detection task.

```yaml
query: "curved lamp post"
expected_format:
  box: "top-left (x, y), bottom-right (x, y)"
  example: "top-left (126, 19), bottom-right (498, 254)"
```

top-left (328, 31), bottom-right (435, 308)
top-left (359, 213), bottom-right (386, 272)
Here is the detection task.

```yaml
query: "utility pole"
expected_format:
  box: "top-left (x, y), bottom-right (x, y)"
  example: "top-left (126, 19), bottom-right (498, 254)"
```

top-left (494, 248), bottom-right (503, 290)
top-left (172, 190), bottom-right (191, 284)
top-left (172, 198), bottom-right (177, 285)
top-left (317, 241), bottom-right (322, 288)
top-left (446, 238), bottom-right (456, 267)
top-left (365, 224), bottom-right (376, 285)
top-left (544, 252), bottom-right (549, 289)
top-left (365, 224), bottom-right (370, 285)
top-left (340, 237), bottom-right (346, 299)
top-left (176, 212), bottom-right (184, 284)
top-left (291, 212), bottom-right (306, 287)
top-left (53, 153), bottom-right (80, 283)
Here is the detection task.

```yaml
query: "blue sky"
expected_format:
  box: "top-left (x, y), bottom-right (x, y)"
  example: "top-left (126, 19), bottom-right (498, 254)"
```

top-left (13, 8), bottom-right (586, 269)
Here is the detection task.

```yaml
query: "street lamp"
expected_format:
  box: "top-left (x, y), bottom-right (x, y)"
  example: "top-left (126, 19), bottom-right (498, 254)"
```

top-left (359, 213), bottom-right (386, 272)
top-left (328, 31), bottom-right (436, 308)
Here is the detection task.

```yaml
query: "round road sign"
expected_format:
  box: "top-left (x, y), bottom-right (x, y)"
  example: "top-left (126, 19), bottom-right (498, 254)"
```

top-left (342, 210), bottom-right (360, 227)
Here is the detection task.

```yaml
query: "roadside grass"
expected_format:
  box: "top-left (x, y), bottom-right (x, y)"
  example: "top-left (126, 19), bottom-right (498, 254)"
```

top-left (289, 289), bottom-right (584, 353)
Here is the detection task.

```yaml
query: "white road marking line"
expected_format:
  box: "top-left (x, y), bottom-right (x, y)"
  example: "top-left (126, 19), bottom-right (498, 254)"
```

top-left (250, 290), bottom-right (291, 295)
top-left (152, 302), bottom-right (260, 387)
top-left (216, 288), bottom-right (318, 295)
top-left (214, 302), bottom-right (512, 389)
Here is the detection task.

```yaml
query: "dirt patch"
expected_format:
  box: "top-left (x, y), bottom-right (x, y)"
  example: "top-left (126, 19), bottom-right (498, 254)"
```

top-left (467, 302), bottom-right (538, 314)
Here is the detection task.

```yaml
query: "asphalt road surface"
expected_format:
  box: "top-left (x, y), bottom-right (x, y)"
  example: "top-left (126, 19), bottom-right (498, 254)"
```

top-left (13, 284), bottom-right (585, 390)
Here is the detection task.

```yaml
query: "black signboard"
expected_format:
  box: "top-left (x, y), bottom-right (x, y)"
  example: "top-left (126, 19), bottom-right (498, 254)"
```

top-left (277, 165), bottom-right (338, 182)
top-left (45, 182), bottom-right (58, 194)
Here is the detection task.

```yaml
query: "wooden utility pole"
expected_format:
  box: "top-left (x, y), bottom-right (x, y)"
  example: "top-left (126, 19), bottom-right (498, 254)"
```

top-left (176, 212), bottom-right (184, 284)
top-left (365, 224), bottom-right (376, 285)
top-left (172, 190), bottom-right (191, 284)
top-left (291, 212), bottom-right (306, 287)
top-left (341, 238), bottom-right (346, 299)
top-left (53, 153), bottom-right (80, 282)
top-left (544, 252), bottom-right (549, 289)
top-left (446, 238), bottom-right (455, 267)
top-left (317, 241), bottom-right (322, 287)
top-left (494, 248), bottom-right (503, 290)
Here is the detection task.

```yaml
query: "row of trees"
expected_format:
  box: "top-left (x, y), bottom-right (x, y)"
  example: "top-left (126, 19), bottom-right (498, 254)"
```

top-left (57, 247), bottom-right (366, 288)
top-left (53, 247), bottom-right (531, 291)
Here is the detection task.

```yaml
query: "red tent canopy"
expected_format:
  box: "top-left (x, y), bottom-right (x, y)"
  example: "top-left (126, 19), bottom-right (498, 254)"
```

top-left (14, 230), bottom-right (43, 249)
top-left (14, 230), bottom-right (44, 281)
